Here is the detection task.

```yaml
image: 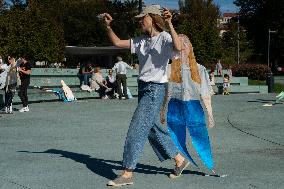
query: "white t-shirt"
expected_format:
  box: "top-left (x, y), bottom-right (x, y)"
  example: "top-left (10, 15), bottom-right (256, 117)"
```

top-left (6, 65), bottom-right (18, 85)
top-left (131, 31), bottom-right (174, 83)
top-left (91, 73), bottom-right (104, 90)
top-left (0, 64), bottom-right (8, 89)
top-left (112, 61), bottom-right (132, 75)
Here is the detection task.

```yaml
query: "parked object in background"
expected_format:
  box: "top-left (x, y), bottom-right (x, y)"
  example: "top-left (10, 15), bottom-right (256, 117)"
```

top-left (61, 80), bottom-right (75, 101)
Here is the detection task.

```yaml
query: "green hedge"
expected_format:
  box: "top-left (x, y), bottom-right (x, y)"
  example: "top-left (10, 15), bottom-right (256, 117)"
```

top-left (232, 64), bottom-right (271, 81)
top-left (203, 63), bottom-right (271, 81)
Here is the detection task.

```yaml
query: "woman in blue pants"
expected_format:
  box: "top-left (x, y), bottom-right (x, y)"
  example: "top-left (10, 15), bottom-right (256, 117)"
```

top-left (102, 5), bottom-right (188, 187)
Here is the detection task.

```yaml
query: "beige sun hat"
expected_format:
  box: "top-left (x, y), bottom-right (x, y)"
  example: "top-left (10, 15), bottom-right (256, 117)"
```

top-left (135, 5), bottom-right (162, 18)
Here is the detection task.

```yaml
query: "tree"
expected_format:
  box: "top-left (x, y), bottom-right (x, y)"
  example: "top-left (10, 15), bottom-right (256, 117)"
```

top-left (0, 3), bottom-right (65, 62)
top-left (221, 18), bottom-right (253, 64)
top-left (28, 0), bottom-right (111, 47)
top-left (29, 0), bottom-right (140, 47)
top-left (234, 0), bottom-right (284, 67)
top-left (110, 0), bottom-right (140, 39)
top-left (177, 0), bottom-right (222, 65)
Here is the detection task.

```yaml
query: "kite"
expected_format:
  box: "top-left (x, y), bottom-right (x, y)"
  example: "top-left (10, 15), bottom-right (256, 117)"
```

top-left (167, 34), bottom-right (215, 171)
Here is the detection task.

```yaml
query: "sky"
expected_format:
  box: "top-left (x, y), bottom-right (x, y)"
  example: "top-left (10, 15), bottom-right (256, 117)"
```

top-left (143, 0), bottom-right (239, 13)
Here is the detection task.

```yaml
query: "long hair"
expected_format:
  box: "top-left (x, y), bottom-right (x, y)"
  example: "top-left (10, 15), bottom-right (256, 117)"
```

top-left (170, 34), bottom-right (201, 84)
top-left (94, 67), bottom-right (101, 73)
top-left (148, 13), bottom-right (165, 32)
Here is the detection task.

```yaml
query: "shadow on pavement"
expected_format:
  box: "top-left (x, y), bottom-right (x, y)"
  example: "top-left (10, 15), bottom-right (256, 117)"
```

top-left (18, 149), bottom-right (215, 179)
top-left (247, 98), bottom-right (275, 104)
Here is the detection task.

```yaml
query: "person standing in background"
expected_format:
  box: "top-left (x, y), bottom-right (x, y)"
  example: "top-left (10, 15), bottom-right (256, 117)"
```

top-left (82, 63), bottom-right (93, 86)
top-left (216, 59), bottom-right (222, 76)
top-left (3, 56), bottom-right (18, 113)
top-left (223, 74), bottom-right (230, 95)
top-left (112, 56), bottom-right (132, 100)
top-left (18, 55), bottom-right (32, 112)
top-left (227, 65), bottom-right (233, 79)
top-left (209, 68), bottom-right (216, 95)
top-left (106, 69), bottom-right (117, 98)
top-left (0, 55), bottom-right (7, 89)
top-left (91, 67), bottom-right (111, 99)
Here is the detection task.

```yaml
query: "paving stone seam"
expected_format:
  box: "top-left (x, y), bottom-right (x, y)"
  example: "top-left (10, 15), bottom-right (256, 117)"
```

top-left (226, 107), bottom-right (284, 147)
top-left (0, 175), bottom-right (33, 189)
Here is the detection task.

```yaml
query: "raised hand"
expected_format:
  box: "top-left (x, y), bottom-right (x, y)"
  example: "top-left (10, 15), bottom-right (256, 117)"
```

top-left (103, 13), bottom-right (113, 27)
top-left (162, 8), bottom-right (172, 24)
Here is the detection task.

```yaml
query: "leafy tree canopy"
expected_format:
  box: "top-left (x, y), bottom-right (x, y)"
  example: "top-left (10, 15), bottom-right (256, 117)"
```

top-left (177, 0), bottom-right (222, 64)
top-left (234, 0), bottom-right (284, 65)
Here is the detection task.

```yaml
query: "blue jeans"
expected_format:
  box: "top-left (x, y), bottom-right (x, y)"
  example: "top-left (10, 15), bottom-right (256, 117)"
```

top-left (122, 80), bottom-right (178, 169)
top-left (83, 74), bottom-right (92, 85)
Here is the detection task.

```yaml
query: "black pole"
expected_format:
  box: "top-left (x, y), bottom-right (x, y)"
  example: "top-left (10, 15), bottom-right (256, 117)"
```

top-left (266, 71), bottom-right (274, 93)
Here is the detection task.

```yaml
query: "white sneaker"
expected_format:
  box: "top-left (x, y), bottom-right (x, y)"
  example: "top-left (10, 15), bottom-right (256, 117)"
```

top-left (19, 106), bottom-right (29, 112)
top-left (114, 93), bottom-right (119, 98)
top-left (102, 95), bottom-right (109, 99)
top-left (5, 107), bottom-right (8, 113)
top-left (8, 105), bottom-right (13, 114)
top-left (105, 88), bottom-right (112, 93)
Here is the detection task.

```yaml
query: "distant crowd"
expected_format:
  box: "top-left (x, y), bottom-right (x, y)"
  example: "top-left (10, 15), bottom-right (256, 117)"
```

top-left (77, 56), bottom-right (133, 100)
top-left (0, 55), bottom-right (32, 113)
top-left (208, 60), bottom-right (233, 95)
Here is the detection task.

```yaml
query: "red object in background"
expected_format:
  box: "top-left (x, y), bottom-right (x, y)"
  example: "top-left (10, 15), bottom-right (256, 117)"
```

top-left (277, 67), bottom-right (284, 72)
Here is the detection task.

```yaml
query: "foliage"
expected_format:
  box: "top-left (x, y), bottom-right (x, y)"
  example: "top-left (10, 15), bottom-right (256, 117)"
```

top-left (0, 4), bottom-right (65, 62)
top-left (220, 19), bottom-right (254, 65)
top-left (248, 79), bottom-right (284, 93)
top-left (109, 0), bottom-right (140, 39)
top-left (232, 63), bottom-right (270, 80)
top-left (234, 0), bottom-right (284, 66)
top-left (177, 0), bottom-right (222, 65)
top-left (274, 83), bottom-right (284, 93)
top-left (248, 79), bottom-right (265, 85)
top-left (29, 0), bottom-right (112, 47)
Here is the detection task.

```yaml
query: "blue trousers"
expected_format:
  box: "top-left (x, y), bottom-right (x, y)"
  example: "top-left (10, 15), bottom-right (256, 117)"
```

top-left (83, 74), bottom-right (92, 85)
top-left (167, 98), bottom-right (214, 170)
top-left (122, 81), bottom-right (178, 169)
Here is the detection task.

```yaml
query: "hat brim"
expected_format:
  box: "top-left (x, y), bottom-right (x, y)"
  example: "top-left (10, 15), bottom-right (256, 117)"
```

top-left (135, 13), bottom-right (146, 18)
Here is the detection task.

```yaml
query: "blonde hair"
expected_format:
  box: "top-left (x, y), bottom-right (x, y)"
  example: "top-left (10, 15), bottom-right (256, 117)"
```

top-left (188, 41), bottom-right (201, 84)
top-left (148, 13), bottom-right (165, 32)
top-left (94, 67), bottom-right (101, 73)
top-left (170, 34), bottom-right (201, 84)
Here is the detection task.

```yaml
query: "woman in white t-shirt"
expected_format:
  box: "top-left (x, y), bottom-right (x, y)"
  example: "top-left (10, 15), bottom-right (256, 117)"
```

top-left (102, 5), bottom-right (188, 186)
top-left (90, 67), bottom-right (111, 99)
top-left (1, 56), bottom-right (18, 113)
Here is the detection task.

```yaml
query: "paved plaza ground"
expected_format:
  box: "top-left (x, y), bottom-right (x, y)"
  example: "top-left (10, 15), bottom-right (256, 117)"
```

top-left (0, 94), bottom-right (283, 189)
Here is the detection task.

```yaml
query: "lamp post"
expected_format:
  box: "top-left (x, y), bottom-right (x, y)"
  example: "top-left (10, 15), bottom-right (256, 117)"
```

top-left (237, 16), bottom-right (240, 64)
top-left (266, 29), bottom-right (277, 93)
top-left (268, 29), bottom-right (277, 67)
